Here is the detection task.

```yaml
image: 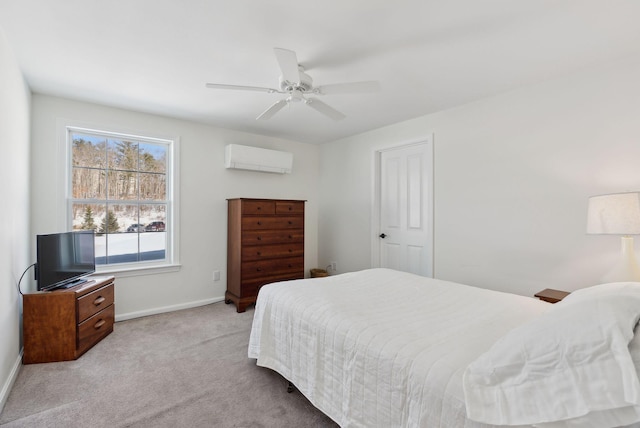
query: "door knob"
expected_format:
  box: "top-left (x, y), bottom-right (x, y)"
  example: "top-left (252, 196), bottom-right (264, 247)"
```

top-left (379, 233), bottom-right (387, 239)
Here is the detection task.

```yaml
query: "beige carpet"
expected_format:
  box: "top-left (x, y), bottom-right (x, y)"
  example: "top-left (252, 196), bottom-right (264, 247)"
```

top-left (0, 302), bottom-right (338, 427)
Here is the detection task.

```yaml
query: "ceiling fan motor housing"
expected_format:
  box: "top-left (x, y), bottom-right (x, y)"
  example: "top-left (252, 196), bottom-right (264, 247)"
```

top-left (279, 66), bottom-right (313, 93)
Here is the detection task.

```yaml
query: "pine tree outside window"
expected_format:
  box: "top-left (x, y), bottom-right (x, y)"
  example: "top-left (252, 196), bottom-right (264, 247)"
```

top-left (68, 127), bottom-right (176, 268)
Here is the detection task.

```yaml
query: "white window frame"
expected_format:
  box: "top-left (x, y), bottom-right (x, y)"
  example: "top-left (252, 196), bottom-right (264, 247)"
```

top-left (61, 121), bottom-right (181, 277)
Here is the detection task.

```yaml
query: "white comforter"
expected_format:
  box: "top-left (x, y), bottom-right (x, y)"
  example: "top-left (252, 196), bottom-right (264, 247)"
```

top-left (248, 268), bottom-right (550, 428)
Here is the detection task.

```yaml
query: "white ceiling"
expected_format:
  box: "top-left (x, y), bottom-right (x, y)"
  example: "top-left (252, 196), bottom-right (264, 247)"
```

top-left (2, 1), bottom-right (640, 144)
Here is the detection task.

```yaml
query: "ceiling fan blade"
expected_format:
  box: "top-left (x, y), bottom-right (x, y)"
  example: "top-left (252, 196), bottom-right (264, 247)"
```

top-left (315, 81), bottom-right (381, 95)
top-left (256, 99), bottom-right (288, 120)
top-left (205, 83), bottom-right (279, 93)
top-left (273, 48), bottom-right (301, 85)
top-left (305, 98), bottom-right (346, 121)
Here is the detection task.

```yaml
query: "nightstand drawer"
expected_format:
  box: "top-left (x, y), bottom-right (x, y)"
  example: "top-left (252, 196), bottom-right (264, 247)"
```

top-left (77, 304), bottom-right (114, 355)
top-left (77, 283), bottom-right (114, 322)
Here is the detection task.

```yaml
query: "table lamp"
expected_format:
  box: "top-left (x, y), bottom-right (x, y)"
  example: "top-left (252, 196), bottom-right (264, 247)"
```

top-left (587, 191), bottom-right (640, 282)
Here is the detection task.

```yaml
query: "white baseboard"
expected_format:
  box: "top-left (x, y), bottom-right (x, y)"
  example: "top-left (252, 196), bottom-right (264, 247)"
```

top-left (0, 349), bottom-right (22, 415)
top-left (115, 296), bottom-right (225, 322)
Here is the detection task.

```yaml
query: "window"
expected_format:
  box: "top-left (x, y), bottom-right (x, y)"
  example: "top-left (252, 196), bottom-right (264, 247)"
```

top-left (68, 126), bottom-right (176, 270)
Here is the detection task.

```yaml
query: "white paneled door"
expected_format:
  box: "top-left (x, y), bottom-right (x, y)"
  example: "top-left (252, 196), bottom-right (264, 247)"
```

top-left (378, 141), bottom-right (433, 277)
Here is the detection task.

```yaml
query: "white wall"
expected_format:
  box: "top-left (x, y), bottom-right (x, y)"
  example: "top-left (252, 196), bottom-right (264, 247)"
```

top-left (0, 28), bottom-right (30, 412)
top-left (319, 56), bottom-right (640, 297)
top-left (30, 95), bottom-right (319, 319)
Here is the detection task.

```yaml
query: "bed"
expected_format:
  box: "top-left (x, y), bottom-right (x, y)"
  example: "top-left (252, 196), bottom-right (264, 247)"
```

top-left (248, 268), bottom-right (640, 428)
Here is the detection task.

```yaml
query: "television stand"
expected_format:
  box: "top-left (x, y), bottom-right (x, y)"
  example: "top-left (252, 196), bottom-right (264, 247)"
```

top-left (23, 276), bottom-right (115, 364)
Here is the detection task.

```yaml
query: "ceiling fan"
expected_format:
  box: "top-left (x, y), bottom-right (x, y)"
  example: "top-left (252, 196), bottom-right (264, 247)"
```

top-left (205, 48), bottom-right (380, 121)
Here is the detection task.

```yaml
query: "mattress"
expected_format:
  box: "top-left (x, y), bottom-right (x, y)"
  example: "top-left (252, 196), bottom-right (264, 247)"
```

top-left (248, 268), bottom-right (551, 427)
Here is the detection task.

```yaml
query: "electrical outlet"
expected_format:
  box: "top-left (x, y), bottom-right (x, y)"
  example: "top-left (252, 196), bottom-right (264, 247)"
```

top-left (329, 261), bottom-right (337, 271)
top-left (213, 270), bottom-right (221, 281)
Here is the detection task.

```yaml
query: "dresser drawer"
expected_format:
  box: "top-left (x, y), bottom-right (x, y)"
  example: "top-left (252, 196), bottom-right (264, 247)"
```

top-left (77, 304), bottom-right (114, 355)
top-left (241, 256), bottom-right (304, 279)
top-left (241, 216), bottom-right (304, 230)
top-left (241, 229), bottom-right (304, 246)
top-left (243, 274), bottom-right (304, 291)
top-left (276, 201), bottom-right (305, 215)
top-left (242, 200), bottom-right (275, 215)
top-left (238, 274), bottom-right (303, 298)
top-left (77, 283), bottom-right (114, 323)
top-left (242, 243), bottom-right (304, 261)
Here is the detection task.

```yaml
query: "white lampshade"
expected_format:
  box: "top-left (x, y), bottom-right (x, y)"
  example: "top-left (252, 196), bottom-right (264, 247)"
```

top-left (587, 192), bottom-right (640, 235)
top-left (587, 191), bottom-right (640, 283)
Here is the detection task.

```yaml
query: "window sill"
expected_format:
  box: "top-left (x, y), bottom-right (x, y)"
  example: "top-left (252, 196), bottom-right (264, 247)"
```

top-left (93, 262), bottom-right (181, 279)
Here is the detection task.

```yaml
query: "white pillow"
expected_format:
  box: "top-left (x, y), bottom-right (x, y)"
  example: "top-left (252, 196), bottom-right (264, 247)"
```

top-left (463, 282), bottom-right (640, 428)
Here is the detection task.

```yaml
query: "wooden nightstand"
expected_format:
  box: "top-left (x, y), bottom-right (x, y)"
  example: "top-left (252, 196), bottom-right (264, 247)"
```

top-left (534, 288), bottom-right (570, 304)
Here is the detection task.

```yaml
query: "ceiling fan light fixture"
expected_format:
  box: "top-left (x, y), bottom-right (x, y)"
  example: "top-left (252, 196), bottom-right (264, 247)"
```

top-left (288, 90), bottom-right (304, 103)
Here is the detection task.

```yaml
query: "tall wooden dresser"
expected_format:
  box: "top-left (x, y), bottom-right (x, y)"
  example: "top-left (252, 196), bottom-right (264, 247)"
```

top-left (226, 198), bottom-right (305, 312)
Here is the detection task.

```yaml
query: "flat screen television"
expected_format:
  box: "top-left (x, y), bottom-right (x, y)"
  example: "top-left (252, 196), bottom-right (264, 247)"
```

top-left (36, 231), bottom-right (96, 291)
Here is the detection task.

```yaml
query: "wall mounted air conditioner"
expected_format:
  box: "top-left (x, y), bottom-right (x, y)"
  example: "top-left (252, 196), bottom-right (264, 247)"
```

top-left (225, 144), bottom-right (293, 174)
